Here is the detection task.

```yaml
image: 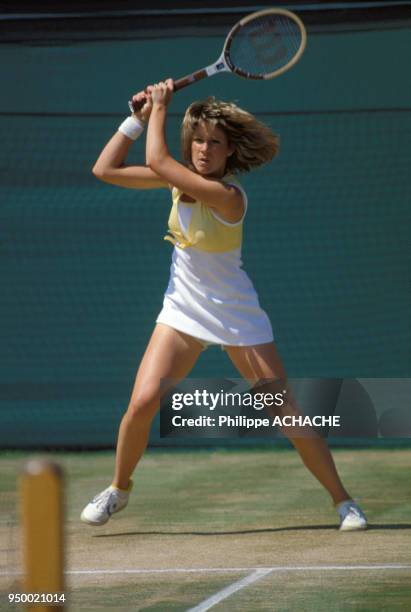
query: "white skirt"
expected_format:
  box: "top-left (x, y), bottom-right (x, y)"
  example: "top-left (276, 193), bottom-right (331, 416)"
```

top-left (156, 246), bottom-right (274, 347)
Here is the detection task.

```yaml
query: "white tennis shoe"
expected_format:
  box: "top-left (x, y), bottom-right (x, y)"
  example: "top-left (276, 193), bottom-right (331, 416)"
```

top-left (80, 480), bottom-right (133, 526)
top-left (336, 500), bottom-right (367, 531)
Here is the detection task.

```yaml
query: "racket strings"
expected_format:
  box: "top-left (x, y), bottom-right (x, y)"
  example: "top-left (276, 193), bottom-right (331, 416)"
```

top-left (229, 14), bottom-right (303, 78)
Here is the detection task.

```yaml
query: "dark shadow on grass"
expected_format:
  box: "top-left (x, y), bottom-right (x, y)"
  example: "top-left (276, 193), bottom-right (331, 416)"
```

top-left (93, 525), bottom-right (336, 537)
top-left (366, 524), bottom-right (411, 530)
top-left (92, 523), bottom-right (411, 538)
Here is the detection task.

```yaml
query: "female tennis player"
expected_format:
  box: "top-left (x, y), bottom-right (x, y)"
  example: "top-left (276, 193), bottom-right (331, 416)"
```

top-left (81, 80), bottom-right (367, 531)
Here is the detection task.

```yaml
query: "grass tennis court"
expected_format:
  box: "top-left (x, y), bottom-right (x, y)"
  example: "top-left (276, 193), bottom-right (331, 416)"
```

top-left (1, 447), bottom-right (410, 610)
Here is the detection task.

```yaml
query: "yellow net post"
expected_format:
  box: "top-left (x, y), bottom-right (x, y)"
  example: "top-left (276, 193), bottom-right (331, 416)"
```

top-left (19, 459), bottom-right (65, 611)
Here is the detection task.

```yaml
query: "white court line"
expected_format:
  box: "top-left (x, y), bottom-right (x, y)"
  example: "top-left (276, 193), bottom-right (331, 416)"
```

top-left (68, 564), bottom-right (411, 575)
top-left (186, 569), bottom-right (273, 612)
top-left (2, 564), bottom-right (411, 576)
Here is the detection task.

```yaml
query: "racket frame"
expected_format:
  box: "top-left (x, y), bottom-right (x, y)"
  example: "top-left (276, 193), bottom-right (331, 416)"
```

top-left (223, 8), bottom-right (307, 81)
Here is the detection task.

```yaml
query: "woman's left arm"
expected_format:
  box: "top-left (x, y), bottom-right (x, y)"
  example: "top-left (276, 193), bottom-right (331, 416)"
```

top-left (146, 81), bottom-right (243, 220)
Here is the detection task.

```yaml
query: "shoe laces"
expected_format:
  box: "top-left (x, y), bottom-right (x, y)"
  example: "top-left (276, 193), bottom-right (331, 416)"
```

top-left (337, 500), bottom-right (363, 520)
top-left (348, 505), bottom-right (361, 518)
top-left (93, 488), bottom-right (118, 511)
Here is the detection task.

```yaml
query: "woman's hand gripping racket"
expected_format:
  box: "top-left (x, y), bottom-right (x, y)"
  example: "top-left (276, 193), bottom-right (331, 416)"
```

top-left (129, 7), bottom-right (307, 113)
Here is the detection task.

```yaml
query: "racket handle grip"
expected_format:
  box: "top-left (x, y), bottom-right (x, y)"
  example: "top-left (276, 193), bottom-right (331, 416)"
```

top-left (174, 69), bottom-right (208, 91)
top-left (128, 69), bottom-right (208, 113)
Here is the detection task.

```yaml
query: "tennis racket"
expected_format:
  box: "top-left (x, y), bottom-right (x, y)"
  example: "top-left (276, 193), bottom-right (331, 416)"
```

top-left (129, 7), bottom-right (307, 113)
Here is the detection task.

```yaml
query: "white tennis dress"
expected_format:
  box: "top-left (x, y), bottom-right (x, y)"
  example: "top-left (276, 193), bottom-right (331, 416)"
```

top-left (156, 175), bottom-right (274, 346)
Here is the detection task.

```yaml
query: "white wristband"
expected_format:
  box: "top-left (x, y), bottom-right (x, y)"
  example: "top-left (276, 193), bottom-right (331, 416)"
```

top-left (118, 116), bottom-right (145, 141)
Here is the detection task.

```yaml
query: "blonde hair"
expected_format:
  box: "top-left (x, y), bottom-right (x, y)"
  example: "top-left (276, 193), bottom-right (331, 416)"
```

top-left (181, 97), bottom-right (279, 174)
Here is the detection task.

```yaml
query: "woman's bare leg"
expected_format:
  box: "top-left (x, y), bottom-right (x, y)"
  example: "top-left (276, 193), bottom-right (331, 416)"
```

top-left (225, 343), bottom-right (350, 505)
top-left (112, 323), bottom-right (203, 489)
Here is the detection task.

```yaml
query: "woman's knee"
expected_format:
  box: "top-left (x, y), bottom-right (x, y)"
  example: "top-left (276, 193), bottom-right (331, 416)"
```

top-left (126, 387), bottom-right (160, 423)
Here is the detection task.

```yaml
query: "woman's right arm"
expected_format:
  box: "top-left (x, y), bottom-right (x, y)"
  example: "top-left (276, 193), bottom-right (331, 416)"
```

top-left (92, 88), bottom-right (169, 190)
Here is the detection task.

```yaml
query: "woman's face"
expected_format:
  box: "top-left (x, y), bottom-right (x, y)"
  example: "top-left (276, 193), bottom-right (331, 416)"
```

top-left (190, 122), bottom-right (234, 178)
